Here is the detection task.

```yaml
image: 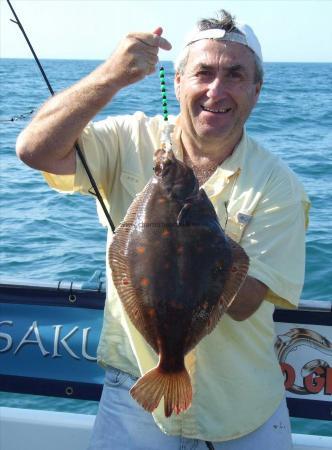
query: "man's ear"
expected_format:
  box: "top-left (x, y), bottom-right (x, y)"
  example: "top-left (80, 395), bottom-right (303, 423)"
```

top-left (252, 81), bottom-right (262, 107)
top-left (174, 72), bottom-right (181, 101)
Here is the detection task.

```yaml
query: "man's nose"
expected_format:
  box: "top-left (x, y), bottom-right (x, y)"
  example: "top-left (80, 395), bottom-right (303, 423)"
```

top-left (207, 76), bottom-right (226, 100)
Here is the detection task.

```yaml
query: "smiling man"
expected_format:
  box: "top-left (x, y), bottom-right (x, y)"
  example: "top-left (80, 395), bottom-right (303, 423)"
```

top-left (16, 9), bottom-right (309, 450)
top-left (176, 36), bottom-right (261, 158)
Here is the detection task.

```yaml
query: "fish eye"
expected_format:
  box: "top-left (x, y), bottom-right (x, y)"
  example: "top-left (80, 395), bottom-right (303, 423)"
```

top-left (212, 264), bottom-right (224, 276)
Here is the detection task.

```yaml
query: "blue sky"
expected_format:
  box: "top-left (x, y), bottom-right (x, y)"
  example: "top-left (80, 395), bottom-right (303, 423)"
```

top-left (1, 0), bottom-right (332, 62)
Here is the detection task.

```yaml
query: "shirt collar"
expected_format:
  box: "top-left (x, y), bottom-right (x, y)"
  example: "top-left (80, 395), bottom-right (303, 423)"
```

top-left (171, 120), bottom-right (247, 197)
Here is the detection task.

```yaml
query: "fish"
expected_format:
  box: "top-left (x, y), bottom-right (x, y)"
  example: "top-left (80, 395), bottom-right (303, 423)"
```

top-left (108, 147), bottom-right (249, 417)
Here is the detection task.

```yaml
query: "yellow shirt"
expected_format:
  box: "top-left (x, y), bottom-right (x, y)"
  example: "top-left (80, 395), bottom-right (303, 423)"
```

top-left (43, 112), bottom-right (310, 441)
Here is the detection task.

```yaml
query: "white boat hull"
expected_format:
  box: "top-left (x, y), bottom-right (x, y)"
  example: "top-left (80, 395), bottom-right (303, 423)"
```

top-left (1, 407), bottom-right (331, 450)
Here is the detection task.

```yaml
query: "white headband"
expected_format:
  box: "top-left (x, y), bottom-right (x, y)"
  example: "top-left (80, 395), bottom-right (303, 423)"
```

top-left (184, 23), bottom-right (263, 61)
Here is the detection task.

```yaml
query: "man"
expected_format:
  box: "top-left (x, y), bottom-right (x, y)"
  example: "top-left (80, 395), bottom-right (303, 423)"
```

top-left (17, 10), bottom-right (309, 450)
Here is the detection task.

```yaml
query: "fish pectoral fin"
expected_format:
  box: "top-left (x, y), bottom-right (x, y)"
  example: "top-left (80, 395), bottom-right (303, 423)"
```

top-left (183, 238), bottom-right (249, 354)
top-left (176, 203), bottom-right (193, 225)
top-left (220, 237), bottom-right (249, 310)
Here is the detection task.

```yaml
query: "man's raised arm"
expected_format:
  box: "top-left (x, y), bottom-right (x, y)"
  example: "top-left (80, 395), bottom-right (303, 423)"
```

top-left (16, 28), bottom-right (172, 175)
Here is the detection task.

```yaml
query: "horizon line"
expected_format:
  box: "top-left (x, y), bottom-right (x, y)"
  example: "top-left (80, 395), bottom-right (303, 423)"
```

top-left (1, 57), bottom-right (332, 64)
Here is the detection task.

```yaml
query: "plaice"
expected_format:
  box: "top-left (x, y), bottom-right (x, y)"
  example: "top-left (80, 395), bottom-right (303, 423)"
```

top-left (108, 148), bottom-right (249, 417)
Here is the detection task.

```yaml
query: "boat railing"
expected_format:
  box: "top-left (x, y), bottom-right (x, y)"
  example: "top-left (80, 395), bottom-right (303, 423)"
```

top-left (0, 272), bottom-right (331, 422)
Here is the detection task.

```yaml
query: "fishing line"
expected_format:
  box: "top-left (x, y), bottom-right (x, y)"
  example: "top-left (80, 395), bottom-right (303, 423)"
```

top-left (6, 0), bottom-right (115, 233)
top-left (0, 109), bottom-right (34, 123)
top-left (159, 66), bottom-right (172, 150)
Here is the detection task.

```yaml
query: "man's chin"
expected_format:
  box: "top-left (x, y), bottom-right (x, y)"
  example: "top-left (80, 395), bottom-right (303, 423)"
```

top-left (197, 127), bottom-right (232, 141)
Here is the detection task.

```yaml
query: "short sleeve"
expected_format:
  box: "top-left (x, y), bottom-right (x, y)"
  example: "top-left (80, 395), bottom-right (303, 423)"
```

top-left (242, 167), bottom-right (310, 309)
top-left (42, 117), bottom-right (121, 197)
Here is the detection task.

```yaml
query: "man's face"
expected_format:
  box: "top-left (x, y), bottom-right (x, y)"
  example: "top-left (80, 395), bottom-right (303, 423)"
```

top-left (175, 39), bottom-right (262, 146)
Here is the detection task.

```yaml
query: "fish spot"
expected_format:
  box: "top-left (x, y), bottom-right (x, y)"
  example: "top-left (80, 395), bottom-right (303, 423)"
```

top-left (170, 300), bottom-right (184, 310)
top-left (157, 198), bottom-right (167, 204)
top-left (162, 229), bottom-right (170, 238)
top-left (136, 246), bottom-right (146, 254)
top-left (122, 277), bottom-right (130, 286)
top-left (147, 307), bottom-right (156, 318)
top-left (140, 277), bottom-right (150, 287)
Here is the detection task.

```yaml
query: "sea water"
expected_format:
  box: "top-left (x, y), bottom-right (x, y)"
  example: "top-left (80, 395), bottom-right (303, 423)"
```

top-left (0, 59), bottom-right (331, 436)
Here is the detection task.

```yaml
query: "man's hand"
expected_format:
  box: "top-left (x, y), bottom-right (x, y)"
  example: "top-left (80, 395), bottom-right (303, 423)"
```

top-left (16, 28), bottom-right (171, 175)
top-left (107, 27), bottom-right (172, 89)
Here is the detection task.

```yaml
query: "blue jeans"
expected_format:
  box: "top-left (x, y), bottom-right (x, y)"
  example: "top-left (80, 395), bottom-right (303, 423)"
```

top-left (87, 366), bottom-right (292, 450)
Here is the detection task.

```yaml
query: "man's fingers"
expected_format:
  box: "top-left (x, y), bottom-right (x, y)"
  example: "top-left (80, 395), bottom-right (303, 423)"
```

top-left (111, 29), bottom-right (171, 87)
top-left (152, 27), bottom-right (163, 36)
top-left (152, 28), bottom-right (172, 50)
top-left (129, 30), bottom-right (172, 51)
top-left (157, 35), bottom-right (172, 51)
top-left (146, 54), bottom-right (159, 67)
top-left (147, 61), bottom-right (158, 75)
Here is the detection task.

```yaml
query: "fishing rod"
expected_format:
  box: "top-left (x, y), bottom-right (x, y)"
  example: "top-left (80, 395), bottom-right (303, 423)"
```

top-left (7, 0), bottom-right (116, 233)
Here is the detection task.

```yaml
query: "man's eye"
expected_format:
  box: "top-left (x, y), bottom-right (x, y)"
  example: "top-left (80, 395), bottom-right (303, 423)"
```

top-left (229, 71), bottom-right (243, 79)
top-left (197, 70), bottom-right (211, 77)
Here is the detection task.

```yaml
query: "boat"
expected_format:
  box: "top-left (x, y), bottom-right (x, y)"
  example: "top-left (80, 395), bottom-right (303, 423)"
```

top-left (1, 271), bottom-right (331, 449)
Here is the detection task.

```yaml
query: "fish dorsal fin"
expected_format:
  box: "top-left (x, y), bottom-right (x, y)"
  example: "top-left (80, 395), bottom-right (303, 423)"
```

top-left (176, 203), bottom-right (192, 225)
top-left (184, 237), bottom-right (249, 354)
top-left (108, 181), bottom-right (159, 354)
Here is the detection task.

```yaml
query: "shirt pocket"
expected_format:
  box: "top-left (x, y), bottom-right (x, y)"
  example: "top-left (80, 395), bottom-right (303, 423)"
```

top-left (120, 170), bottom-right (145, 198)
top-left (225, 212), bottom-right (253, 243)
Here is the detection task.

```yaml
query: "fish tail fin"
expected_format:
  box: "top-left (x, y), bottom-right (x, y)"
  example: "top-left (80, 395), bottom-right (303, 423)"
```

top-left (130, 367), bottom-right (192, 417)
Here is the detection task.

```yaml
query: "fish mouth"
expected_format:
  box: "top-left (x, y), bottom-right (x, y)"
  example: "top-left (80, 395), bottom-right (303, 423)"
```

top-left (201, 105), bottom-right (232, 114)
top-left (153, 148), bottom-right (175, 177)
